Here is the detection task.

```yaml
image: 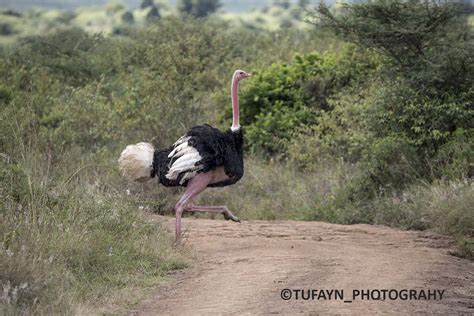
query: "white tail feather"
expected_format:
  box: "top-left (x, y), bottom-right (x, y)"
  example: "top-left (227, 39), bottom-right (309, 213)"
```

top-left (118, 142), bottom-right (154, 182)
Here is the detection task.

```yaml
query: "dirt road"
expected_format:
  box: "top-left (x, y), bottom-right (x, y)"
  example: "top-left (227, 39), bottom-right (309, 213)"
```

top-left (132, 217), bottom-right (473, 315)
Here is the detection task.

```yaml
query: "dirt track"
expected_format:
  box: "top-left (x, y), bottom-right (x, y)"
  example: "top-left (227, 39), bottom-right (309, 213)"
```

top-left (132, 217), bottom-right (473, 315)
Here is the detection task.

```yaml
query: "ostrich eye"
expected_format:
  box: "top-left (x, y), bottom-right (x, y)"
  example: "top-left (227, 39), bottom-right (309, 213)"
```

top-left (240, 72), bottom-right (243, 75)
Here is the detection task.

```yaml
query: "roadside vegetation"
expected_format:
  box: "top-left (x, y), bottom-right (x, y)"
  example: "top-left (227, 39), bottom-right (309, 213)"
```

top-left (1, 0), bottom-right (473, 313)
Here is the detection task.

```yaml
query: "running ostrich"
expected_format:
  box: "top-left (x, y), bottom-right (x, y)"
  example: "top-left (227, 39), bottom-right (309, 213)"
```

top-left (118, 70), bottom-right (251, 240)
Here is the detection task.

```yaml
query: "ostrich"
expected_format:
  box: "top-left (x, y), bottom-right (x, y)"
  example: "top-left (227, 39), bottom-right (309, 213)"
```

top-left (118, 70), bottom-right (251, 240)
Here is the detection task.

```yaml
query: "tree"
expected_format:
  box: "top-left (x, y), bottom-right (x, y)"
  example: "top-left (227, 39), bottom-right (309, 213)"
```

top-left (141, 0), bottom-right (154, 9)
top-left (308, 0), bottom-right (473, 93)
top-left (309, 1), bottom-right (456, 66)
top-left (298, 0), bottom-right (310, 9)
top-left (274, 0), bottom-right (291, 10)
top-left (308, 0), bottom-right (474, 155)
top-left (177, 0), bottom-right (221, 18)
top-left (146, 6), bottom-right (160, 21)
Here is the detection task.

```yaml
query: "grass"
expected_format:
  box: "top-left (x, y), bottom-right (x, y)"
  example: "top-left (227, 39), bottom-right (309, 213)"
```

top-left (194, 158), bottom-right (473, 259)
top-left (369, 180), bottom-right (474, 259)
top-left (1, 111), bottom-right (472, 315)
top-left (0, 141), bottom-right (188, 314)
top-left (197, 157), bottom-right (349, 221)
top-left (0, 9), bottom-right (472, 313)
top-left (1, 148), bottom-right (472, 313)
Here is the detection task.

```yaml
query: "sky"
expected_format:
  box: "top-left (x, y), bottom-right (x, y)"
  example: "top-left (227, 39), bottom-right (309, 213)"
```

top-left (0, 0), bottom-right (315, 12)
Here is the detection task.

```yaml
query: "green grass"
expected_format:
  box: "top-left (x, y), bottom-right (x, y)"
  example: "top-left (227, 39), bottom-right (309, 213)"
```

top-left (0, 8), bottom-right (472, 313)
top-left (196, 158), bottom-right (473, 259)
top-left (0, 142), bottom-right (187, 314)
top-left (196, 157), bottom-right (349, 222)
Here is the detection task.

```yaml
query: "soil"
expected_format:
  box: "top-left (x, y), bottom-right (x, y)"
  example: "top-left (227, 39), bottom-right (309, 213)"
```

top-left (131, 217), bottom-right (473, 315)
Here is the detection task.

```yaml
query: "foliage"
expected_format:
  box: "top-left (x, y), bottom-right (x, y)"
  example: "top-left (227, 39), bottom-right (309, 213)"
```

top-left (0, 143), bottom-right (186, 314)
top-left (10, 28), bottom-right (121, 87)
top-left (1, 5), bottom-right (473, 313)
top-left (285, 85), bottom-right (373, 168)
top-left (311, 0), bottom-right (457, 68)
top-left (310, 0), bottom-right (474, 90)
top-left (310, 0), bottom-right (474, 152)
top-left (177, 0), bottom-right (221, 18)
top-left (343, 135), bottom-right (423, 201)
top-left (364, 81), bottom-right (474, 152)
top-left (434, 128), bottom-right (474, 180)
top-left (239, 46), bottom-right (378, 155)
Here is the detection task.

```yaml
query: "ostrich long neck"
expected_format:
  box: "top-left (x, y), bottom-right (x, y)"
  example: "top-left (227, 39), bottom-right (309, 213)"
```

top-left (231, 74), bottom-right (240, 131)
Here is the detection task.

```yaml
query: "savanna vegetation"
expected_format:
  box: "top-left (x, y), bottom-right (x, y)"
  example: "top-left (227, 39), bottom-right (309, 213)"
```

top-left (1, 0), bottom-right (473, 313)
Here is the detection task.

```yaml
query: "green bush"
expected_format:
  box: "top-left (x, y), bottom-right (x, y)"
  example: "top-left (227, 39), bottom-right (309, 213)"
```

top-left (434, 128), bottom-right (474, 180)
top-left (239, 46), bottom-right (378, 155)
top-left (364, 82), bottom-right (474, 153)
top-left (13, 28), bottom-right (122, 87)
top-left (285, 85), bottom-right (374, 169)
top-left (178, 0), bottom-right (221, 18)
top-left (311, 0), bottom-right (473, 91)
top-left (0, 144), bottom-right (186, 313)
top-left (343, 135), bottom-right (422, 201)
top-left (311, 0), bottom-right (474, 154)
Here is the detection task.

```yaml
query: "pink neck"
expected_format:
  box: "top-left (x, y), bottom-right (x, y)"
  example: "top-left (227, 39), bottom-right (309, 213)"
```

top-left (231, 74), bottom-right (240, 131)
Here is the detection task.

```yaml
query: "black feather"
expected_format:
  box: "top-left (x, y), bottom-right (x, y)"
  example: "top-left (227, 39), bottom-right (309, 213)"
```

top-left (152, 124), bottom-right (244, 188)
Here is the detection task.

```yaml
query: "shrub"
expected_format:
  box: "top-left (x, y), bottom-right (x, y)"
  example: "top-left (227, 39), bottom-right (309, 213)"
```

top-left (285, 85), bottom-right (374, 169)
top-left (13, 28), bottom-right (122, 87)
top-left (311, 1), bottom-right (457, 67)
top-left (310, 0), bottom-right (473, 92)
top-left (177, 0), bottom-right (221, 18)
top-left (342, 135), bottom-right (422, 201)
top-left (0, 140), bottom-right (186, 313)
top-left (364, 82), bottom-right (474, 153)
top-left (239, 46), bottom-right (378, 155)
top-left (310, 0), bottom-right (474, 155)
top-left (434, 128), bottom-right (474, 180)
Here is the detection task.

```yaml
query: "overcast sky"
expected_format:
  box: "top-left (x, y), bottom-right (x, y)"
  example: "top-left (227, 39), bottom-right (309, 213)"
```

top-left (0, 0), bottom-right (324, 12)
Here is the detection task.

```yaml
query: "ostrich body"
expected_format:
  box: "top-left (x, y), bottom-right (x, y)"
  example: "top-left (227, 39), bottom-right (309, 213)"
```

top-left (119, 70), bottom-right (251, 240)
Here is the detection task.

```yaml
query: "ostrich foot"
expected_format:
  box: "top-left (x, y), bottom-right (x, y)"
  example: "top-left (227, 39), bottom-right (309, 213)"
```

top-left (189, 205), bottom-right (241, 223)
top-left (222, 210), bottom-right (241, 223)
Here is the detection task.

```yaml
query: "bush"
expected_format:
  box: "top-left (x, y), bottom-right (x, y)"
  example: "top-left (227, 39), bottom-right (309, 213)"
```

top-left (364, 82), bottom-right (474, 153)
top-left (310, 0), bottom-right (473, 91)
top-left (239, 46), bottom-right (378, 155)
top-left (285, 85), bottom-right (374, 169)
top-left (311, 0), bottom-right (474, 154)
top-left (434, 128), bottom-right (474, 180)
top-left (343, 135), bottom-right (422, 201)
top-left (13, 28), bottom-right (122, 87)
top-left (0, 140), bottom-right (186, 313)
top-left (177, 0), bottom-right (221, 18)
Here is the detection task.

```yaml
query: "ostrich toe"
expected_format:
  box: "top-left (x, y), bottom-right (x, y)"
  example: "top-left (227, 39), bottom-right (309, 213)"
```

top-left (223, 211), bottom-right (241, 223)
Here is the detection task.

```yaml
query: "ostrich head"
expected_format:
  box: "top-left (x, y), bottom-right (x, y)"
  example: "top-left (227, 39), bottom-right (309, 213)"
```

top-left (234, 70), bottom-right (251, 82)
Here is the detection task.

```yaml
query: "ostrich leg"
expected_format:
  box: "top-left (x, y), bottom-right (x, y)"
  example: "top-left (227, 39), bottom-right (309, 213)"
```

top-left (174, 172), bottom-right (212, 241)
top-left (188, 205), bottom-right (240, 223)
top-left (174, 172), bottom-right (241, 241)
